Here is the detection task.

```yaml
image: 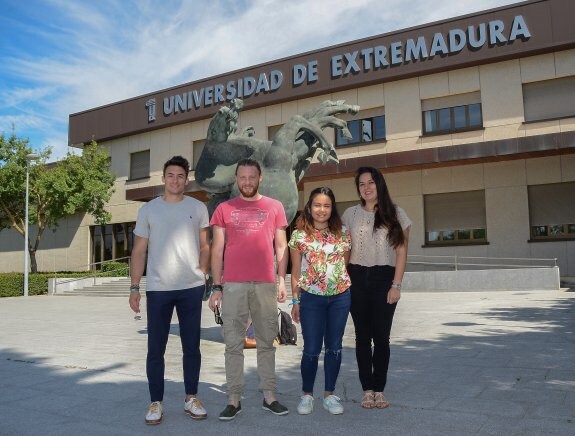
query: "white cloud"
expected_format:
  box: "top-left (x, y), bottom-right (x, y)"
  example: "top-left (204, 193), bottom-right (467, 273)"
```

top-left (0, 115), bottom-right (48, 135)
top-left (1, 0), bottom-right (518, 159)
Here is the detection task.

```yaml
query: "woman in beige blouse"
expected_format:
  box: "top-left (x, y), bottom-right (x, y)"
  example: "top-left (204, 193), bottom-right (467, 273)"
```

top-left (342, 167), bottom-right (411, 410)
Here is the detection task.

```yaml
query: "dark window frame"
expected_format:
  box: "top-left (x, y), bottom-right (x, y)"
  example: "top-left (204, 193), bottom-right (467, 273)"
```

top-left (528, 182), bottom-right (575, 242)
top-left (422, 103), bottom-right (483, 136)
top-left (423, 190), bottom-right (488, 247)
top-left (530, 223), bottom-right (575, 242)
top-left (90, 222), bottom-right (136, 269)
top-left (129, 150), bottom-right (150, 181)
top-left (335, 115), bottom-right (386, 147)
top-left (425, 228), bottom-right (488, 247)
top-left (523, 76), bottom-right (575, 123)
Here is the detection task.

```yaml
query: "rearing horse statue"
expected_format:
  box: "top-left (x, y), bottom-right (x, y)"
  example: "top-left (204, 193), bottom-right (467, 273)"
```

top-left (195, 98), bottom-right (359, 222)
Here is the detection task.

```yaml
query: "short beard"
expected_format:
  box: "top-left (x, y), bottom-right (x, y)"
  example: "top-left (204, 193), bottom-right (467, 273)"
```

top-left (238, 183), bottom-right (259, 198)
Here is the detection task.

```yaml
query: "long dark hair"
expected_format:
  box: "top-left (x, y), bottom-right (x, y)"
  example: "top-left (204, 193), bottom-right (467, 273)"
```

top-left (296, 187), bottom-right (343, 237)
top-left (354, 166), bottom-right (404, 248)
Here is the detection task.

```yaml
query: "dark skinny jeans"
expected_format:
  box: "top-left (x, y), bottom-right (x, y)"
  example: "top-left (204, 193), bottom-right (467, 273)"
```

top-left (348, 264), bottom-right (397, 393)
top-left (146, 286), bottom-right (204, 402)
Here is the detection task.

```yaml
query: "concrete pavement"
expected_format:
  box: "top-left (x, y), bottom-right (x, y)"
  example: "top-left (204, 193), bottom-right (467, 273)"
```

top-left (0, 289), bottom-right (574, 435)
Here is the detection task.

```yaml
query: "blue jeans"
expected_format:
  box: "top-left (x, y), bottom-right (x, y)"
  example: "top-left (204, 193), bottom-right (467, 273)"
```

top-left (146, 286), bottom-right (204, 402)
top-left (299, 290), bottom-right (351, 393)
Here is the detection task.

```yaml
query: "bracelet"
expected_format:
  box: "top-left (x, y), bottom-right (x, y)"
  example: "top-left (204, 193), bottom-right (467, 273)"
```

top-left (391, 282), bottom-right (401, 290)
top-left (212, 284), bottom-right (223, 292)
top-left (291, 298), bottom-right (300, 305)
top-left (130, 285), bottom-right (140, 293)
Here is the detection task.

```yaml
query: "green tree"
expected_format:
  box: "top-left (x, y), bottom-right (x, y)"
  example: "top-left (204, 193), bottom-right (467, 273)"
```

top-left (0, 133), bottom-right (115, 272)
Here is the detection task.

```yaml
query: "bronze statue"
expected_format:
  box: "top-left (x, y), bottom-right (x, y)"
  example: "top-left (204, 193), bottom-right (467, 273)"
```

top-left (195, 98), bottom-right (359, 222)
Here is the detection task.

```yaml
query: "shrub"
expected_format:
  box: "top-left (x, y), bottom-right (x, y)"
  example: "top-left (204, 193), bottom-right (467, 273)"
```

top-left (0, 273), bottom-right (48, 298)
top-left (101, 261), bottom-right (129, 277)
top-left (0, 264), bottom-right (129, 297)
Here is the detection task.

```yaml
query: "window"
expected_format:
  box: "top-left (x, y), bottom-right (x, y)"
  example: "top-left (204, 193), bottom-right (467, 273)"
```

top-left (422, 92), bottom-right (482, 135)
top-left (192, 140), bottom-right (205, 170)
top-left (114, 224), bottom-right (127, 259)
top-left (129, 150), bottom-right (150, 180)
top-left (92, 225), bottom-right (102, 265)
top-left (423, 103), bottom-right (482, 135)
top-left (103, 225), bottom-right (113, 261)
top-left (90, 224), bottom-right (113, 266)
top-left (335, 115), bottom-right (385, 147)
top-left (528, 182), bottom-right (575, 241)
top-left (424, 190), bottom-right (487, 245)
top-left (126, 222), bottom-right (135, 256)
top-left (91, 222), bottom-right (137, 268)
top-left (523, 76), bottom-right (575, 122)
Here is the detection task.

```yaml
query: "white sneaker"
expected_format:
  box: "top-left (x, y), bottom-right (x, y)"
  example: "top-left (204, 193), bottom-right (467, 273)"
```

top-left (184, 397), bottom-right (208, 420)
top-left (297, 394), bottom-right (314, 415)
top-left (145, 401), bottom-right (163, 425)
top-left (323, 395), bottom-right (344, 415)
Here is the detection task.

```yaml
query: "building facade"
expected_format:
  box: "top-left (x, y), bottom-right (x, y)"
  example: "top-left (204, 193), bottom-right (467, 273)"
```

top-left (2, 0), bottom-right (574, 276)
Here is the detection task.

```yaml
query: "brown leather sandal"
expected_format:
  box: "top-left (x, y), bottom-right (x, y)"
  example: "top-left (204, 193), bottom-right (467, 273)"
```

top-left (374, 392), bottom-right (390, 409)
top-left (361, 391), bottom-right (375, 409)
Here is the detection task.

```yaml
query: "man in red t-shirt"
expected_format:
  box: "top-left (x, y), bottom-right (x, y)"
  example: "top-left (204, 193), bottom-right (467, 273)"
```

top-left (209, 158), bottom-right (289, 421)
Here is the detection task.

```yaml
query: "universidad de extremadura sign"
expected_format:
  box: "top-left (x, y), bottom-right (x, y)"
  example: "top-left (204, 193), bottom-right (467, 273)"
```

top-left (147, 15), bottom-right (530, 123)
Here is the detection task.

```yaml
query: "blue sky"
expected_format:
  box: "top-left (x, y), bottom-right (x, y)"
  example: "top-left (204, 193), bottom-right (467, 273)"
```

top-left (0, 0), bottom-right (517, 162)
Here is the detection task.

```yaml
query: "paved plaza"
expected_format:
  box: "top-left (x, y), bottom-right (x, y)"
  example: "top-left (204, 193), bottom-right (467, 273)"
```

top-left (0, 289), bottom-right (574, 435)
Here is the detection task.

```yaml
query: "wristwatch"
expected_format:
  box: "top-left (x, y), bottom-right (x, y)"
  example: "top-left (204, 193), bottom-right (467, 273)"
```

top-left (212, 284), bottom-right (223, 292)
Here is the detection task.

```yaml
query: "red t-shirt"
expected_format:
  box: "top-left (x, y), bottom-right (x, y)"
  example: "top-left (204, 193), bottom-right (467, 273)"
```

top-left (210, 196), bottom-right (288, 283)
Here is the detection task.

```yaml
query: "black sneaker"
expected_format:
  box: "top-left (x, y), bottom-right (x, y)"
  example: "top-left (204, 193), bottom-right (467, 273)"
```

top-left (262, 400), bottom-right (289, 416)
top-left (219, 403), bottom-right (242, 421)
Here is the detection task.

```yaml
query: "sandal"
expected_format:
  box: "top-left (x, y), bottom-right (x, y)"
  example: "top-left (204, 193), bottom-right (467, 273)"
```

top-left (374, 392), bottom-right (390, 409)
top-left (361, 391), bottom-right (375, 409)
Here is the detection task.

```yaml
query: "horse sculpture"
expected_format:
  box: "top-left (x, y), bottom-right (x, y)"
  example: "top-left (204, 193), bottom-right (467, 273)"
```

top-left (195, 98), bottom-right (359, 223)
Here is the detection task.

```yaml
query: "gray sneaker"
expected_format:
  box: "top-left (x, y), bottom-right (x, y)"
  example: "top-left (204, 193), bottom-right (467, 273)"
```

top-left (323, 395), bottom-right (344, 415)
top-left (297, 395), bottom-right (314, 415)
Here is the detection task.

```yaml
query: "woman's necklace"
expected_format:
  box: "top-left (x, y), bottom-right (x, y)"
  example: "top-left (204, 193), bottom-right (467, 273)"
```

top-left (362, 204), bottom-right (376, 224)
top-left (314, 225), bottom-right (329, 231)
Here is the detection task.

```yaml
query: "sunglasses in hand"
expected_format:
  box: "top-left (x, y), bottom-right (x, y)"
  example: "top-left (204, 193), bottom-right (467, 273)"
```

top-left (214, 306), bottom-right (223, 325)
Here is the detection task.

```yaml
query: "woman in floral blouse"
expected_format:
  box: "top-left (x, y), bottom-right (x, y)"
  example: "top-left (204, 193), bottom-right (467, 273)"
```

top-left (288, 187), bottom-right (351, 416)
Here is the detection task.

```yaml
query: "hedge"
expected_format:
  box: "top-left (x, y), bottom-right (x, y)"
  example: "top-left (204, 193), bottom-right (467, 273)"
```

top-left (0, 265), bottom-right (129, 298)
top-left (101, 261), bottom-right (129, 276)
top-left (0, 273), bottom-right (49, 298)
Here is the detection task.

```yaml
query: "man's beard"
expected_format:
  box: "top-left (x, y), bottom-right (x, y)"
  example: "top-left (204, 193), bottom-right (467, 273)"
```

top-left (238, 182), bottom-right (259, 198)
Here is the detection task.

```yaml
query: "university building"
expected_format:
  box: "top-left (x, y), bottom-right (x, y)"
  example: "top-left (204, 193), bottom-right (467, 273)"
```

top-left (1, 0), bottom-right (574, 278)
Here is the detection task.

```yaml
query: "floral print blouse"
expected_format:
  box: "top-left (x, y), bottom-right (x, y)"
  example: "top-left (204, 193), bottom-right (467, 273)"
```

top-left (288, 227), bottom-right (352, 296)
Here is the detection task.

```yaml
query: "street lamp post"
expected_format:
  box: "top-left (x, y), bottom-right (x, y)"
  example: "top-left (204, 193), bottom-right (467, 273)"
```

top-left (24, 153), bottom-right (39, 297)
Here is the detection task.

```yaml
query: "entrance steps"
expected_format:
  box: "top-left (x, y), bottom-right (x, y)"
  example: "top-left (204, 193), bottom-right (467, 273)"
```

top-left (55, 278), bottom-right (147, 297)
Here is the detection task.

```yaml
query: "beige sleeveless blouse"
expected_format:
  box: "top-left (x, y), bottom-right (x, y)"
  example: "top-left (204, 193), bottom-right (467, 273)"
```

top-left (342, 205), bottom-right (412, 267)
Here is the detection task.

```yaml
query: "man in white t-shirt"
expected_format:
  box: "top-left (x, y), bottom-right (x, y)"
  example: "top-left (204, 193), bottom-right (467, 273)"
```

top-left (129, 156), bottom-right (210, 425)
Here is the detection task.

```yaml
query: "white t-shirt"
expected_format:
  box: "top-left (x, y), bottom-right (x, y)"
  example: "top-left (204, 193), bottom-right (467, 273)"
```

top-left (342, 204), bottom-right (412, 267)
top-left (134, 196), bottom-right (209, 291)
